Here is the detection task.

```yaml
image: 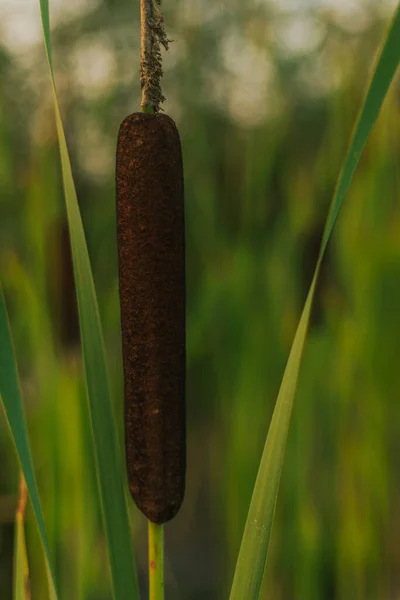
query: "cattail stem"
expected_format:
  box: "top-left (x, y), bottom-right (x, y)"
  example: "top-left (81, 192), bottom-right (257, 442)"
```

top-left (148, 521), bottom-right (164, 600)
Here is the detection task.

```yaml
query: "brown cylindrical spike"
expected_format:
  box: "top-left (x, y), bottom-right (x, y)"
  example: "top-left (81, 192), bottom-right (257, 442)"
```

top-left (116, 112), bottom-right (186, 524)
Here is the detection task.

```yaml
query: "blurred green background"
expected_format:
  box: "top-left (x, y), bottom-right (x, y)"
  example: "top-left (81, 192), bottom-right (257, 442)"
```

top-left (1, 0), bottom-right (400, 598)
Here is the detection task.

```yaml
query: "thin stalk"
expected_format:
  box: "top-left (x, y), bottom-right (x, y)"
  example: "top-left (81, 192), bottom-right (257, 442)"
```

top-left (14, 474), bottom-right (31, 600)
top-left (148, 521), bottom-right (164, 600)
top-left (139, 0), bottom-right (169, 112)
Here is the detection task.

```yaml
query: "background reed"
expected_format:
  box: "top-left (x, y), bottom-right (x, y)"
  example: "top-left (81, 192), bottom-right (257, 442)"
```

top-left (0, 0), bottom-right (399, 599)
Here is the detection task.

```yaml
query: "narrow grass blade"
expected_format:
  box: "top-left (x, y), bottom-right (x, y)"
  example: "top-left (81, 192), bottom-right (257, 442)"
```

top-left (229, 5), bottom-right (400, 599)
top-left (46, 563), bottom-right (58, 600)
top-left (0, 286), bottom-right (58, 597)
top-left (37, 2), bottom-right (140, 598)
top-left (13, 475), bottom-right (31, 600)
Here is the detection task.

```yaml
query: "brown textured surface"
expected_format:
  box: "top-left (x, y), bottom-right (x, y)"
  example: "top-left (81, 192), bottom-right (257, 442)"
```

top-left (116, 112), bottom-right (186, 523)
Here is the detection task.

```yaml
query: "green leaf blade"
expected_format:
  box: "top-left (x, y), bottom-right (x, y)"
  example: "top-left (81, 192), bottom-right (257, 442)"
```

top-left (0, 286), bottom-right (58, 598)
top-left (230, 5), bottom-right (400, 599)
top-left (37, 2), bottom-right (140, 599)
top-left (322, 5), bottom-right (400, 251)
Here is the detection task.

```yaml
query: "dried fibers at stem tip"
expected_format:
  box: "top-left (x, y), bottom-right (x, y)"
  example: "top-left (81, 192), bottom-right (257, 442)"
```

top-left (140, 0), bottom-right (170, 112)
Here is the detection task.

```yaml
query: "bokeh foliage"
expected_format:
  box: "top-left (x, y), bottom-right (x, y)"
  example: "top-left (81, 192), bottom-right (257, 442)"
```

top-left (0, 0), bottom-right (399, 598)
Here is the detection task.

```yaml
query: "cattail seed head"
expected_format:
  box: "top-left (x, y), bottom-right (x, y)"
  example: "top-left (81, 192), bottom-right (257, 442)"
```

top-left (116, 112), bottom-right (186, 523)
